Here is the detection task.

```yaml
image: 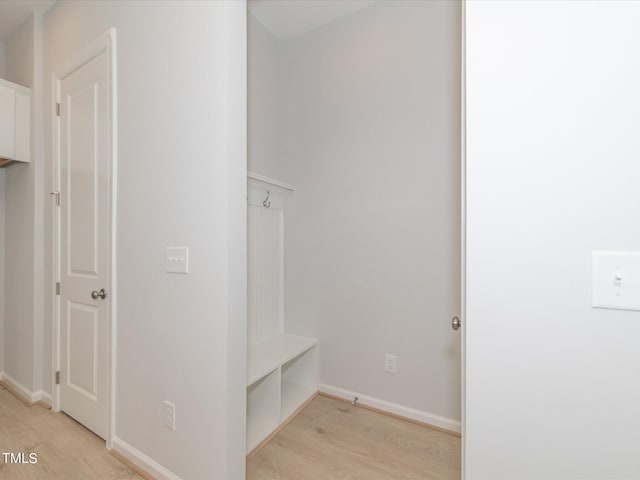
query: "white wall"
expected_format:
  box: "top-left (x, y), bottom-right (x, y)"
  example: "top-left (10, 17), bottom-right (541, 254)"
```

top-left (0, 39), bottom-right (5, 374)
top-left (280, 1), bottom-right (462, 423)
top-left (2, 12), bottom-right (47, 402)
top-left (0, 40), bottom-right (5, 76)
top-left (3, 15), bottom-right (36, 391)
top-left (466, 1), bottom-right (640, 478)
top-left (248, 13), bottom-right (281, 179)
top-left (40, 1), bottom-right (246, 479)
top-left (0, 168), bottom-right (4, 375)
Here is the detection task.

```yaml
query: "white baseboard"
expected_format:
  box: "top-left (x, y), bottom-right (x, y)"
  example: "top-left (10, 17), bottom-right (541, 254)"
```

top-left (1, 371), bottom-right (34, 400)
top-left (1, 371), bottom-right (35, 402)
top-left (112, 437), bottom-right (184, 480)
top-left (318, 383), bottom-right (461, 434)
top-left (33, 390), bottom-right (52, 406)
top-left (0, 371), bottom-right (52, 406)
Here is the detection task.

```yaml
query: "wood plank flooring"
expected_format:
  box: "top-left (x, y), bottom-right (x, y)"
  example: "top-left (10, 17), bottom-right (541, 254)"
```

top-left (247, 395), bottom-right (461, 480)
top-left (0, 385), bottom-right (144, 480)
top-left (2, 384), bottom-right (459, 479)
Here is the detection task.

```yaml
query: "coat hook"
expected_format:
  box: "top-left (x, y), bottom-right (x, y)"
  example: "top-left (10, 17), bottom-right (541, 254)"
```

top-left (263, 191), bottom-right (271, 208)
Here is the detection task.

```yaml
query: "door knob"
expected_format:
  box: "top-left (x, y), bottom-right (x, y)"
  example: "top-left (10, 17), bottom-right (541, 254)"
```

top-left (91, 289), bottom-right (107, 300)
top-left (451, 316), bottom-right (461, 331)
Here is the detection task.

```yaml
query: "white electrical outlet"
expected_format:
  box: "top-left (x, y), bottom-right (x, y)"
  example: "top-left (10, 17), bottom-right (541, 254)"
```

top-left (385, 354), bottom-right (397, 374)
top-left (164, 401), bottom-right (176, 431)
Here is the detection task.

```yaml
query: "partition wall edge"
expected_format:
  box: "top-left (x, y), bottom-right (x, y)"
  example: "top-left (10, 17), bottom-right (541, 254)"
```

top-left (226, 0), bottom-right (248, 477)
top-left (460, 0), bottom-right (468, 478)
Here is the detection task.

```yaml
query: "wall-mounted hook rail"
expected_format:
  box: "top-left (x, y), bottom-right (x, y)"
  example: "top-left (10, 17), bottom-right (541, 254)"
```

top-left (50, 191), bottom-right (60, 206)
top-left (248, 171), bottom-right (295, 192)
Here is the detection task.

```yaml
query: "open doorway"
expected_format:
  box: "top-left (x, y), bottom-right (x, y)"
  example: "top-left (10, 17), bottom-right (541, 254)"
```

top-left (244, 1), bottom-right (463, 478)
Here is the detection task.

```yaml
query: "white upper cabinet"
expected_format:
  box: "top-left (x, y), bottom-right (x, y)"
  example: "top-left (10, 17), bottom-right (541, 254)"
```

top-left (0, 79), bottom-right (31, 167)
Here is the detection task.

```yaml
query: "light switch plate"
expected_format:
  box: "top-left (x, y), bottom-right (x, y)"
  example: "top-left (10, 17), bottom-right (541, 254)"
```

top-left (592, 251), bottom-right (640, 311)
top-left (166, 247), bottom-right (189, 274)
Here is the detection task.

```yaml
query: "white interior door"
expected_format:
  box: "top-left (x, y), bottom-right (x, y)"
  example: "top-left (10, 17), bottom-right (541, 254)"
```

top-left (58, 50), bottom-right (111, 439)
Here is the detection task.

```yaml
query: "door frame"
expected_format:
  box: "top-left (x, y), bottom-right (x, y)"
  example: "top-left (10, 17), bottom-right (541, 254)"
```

top-left (460, 1), bottom-right (467, 477)
top-left (51, 28), bottom-right (118, 449)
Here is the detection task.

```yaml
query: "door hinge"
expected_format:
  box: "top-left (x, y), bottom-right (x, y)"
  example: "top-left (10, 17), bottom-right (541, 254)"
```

top-left (56, 282), bottom-right (61, 295)
top-left (55, 371), bottom-right (60, 385)
top-left (56, 103), bottom-right (60, 117)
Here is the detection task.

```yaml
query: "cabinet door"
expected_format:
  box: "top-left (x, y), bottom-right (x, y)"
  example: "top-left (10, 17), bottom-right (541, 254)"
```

top-left (0, 85), bottom-right (16, 159)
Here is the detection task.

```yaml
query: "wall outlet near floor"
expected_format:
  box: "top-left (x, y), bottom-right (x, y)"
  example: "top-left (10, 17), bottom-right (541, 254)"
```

top-left (385, 354), bottom-right (397, 374)
top-left (164, 401), bottom-right (176, 431)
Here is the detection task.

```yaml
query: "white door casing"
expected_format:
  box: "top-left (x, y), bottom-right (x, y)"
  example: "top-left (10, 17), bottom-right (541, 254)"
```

top-left (54, 31), bottom-right (116, 442)
top-left (460, 3), bottom-right (467, 477)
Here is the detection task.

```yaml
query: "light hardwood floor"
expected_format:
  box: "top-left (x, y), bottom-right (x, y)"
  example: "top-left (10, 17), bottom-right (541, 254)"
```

top-left (247, 395), bottom-right (461, 480)
top-left (0, 385), bottom-right (144, 480)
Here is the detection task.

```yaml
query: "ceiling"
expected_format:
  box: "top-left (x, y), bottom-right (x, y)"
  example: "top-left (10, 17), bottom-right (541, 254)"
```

top-left (0, 1), bottom-right (56, 42)
top-left (249, 0), bottom-right (377, 42)
top-left (0, 1), bottom-right (374, 44)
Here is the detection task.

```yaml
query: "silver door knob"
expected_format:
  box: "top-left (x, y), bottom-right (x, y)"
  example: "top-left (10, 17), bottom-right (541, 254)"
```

top-left (451, 316), bottom-right (461, 331)
top-left (91, 289), bottom-right (107, 300)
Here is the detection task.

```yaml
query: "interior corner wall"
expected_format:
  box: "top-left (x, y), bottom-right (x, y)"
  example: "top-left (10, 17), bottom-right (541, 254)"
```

top-left (32, 12), bottom-right (47, 399)
top-left (4, 16), bottom-right (36, 392)
top-left (43, 1), bottom-right (245, 478)
top-left (248, 12), bottom-right (281, 179)
top-left (280, 0), bottom-right (462, 423)
top-left (466, 2), bottom-right (640, 478)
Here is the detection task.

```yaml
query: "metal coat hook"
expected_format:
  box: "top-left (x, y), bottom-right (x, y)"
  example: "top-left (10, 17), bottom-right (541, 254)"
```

top-left (263, 191), bottom-right (271, 208)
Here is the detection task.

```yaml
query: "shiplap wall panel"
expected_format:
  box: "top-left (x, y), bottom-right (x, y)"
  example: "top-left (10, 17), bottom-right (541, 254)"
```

top-left (248, 204), bottom-right (284, 348)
